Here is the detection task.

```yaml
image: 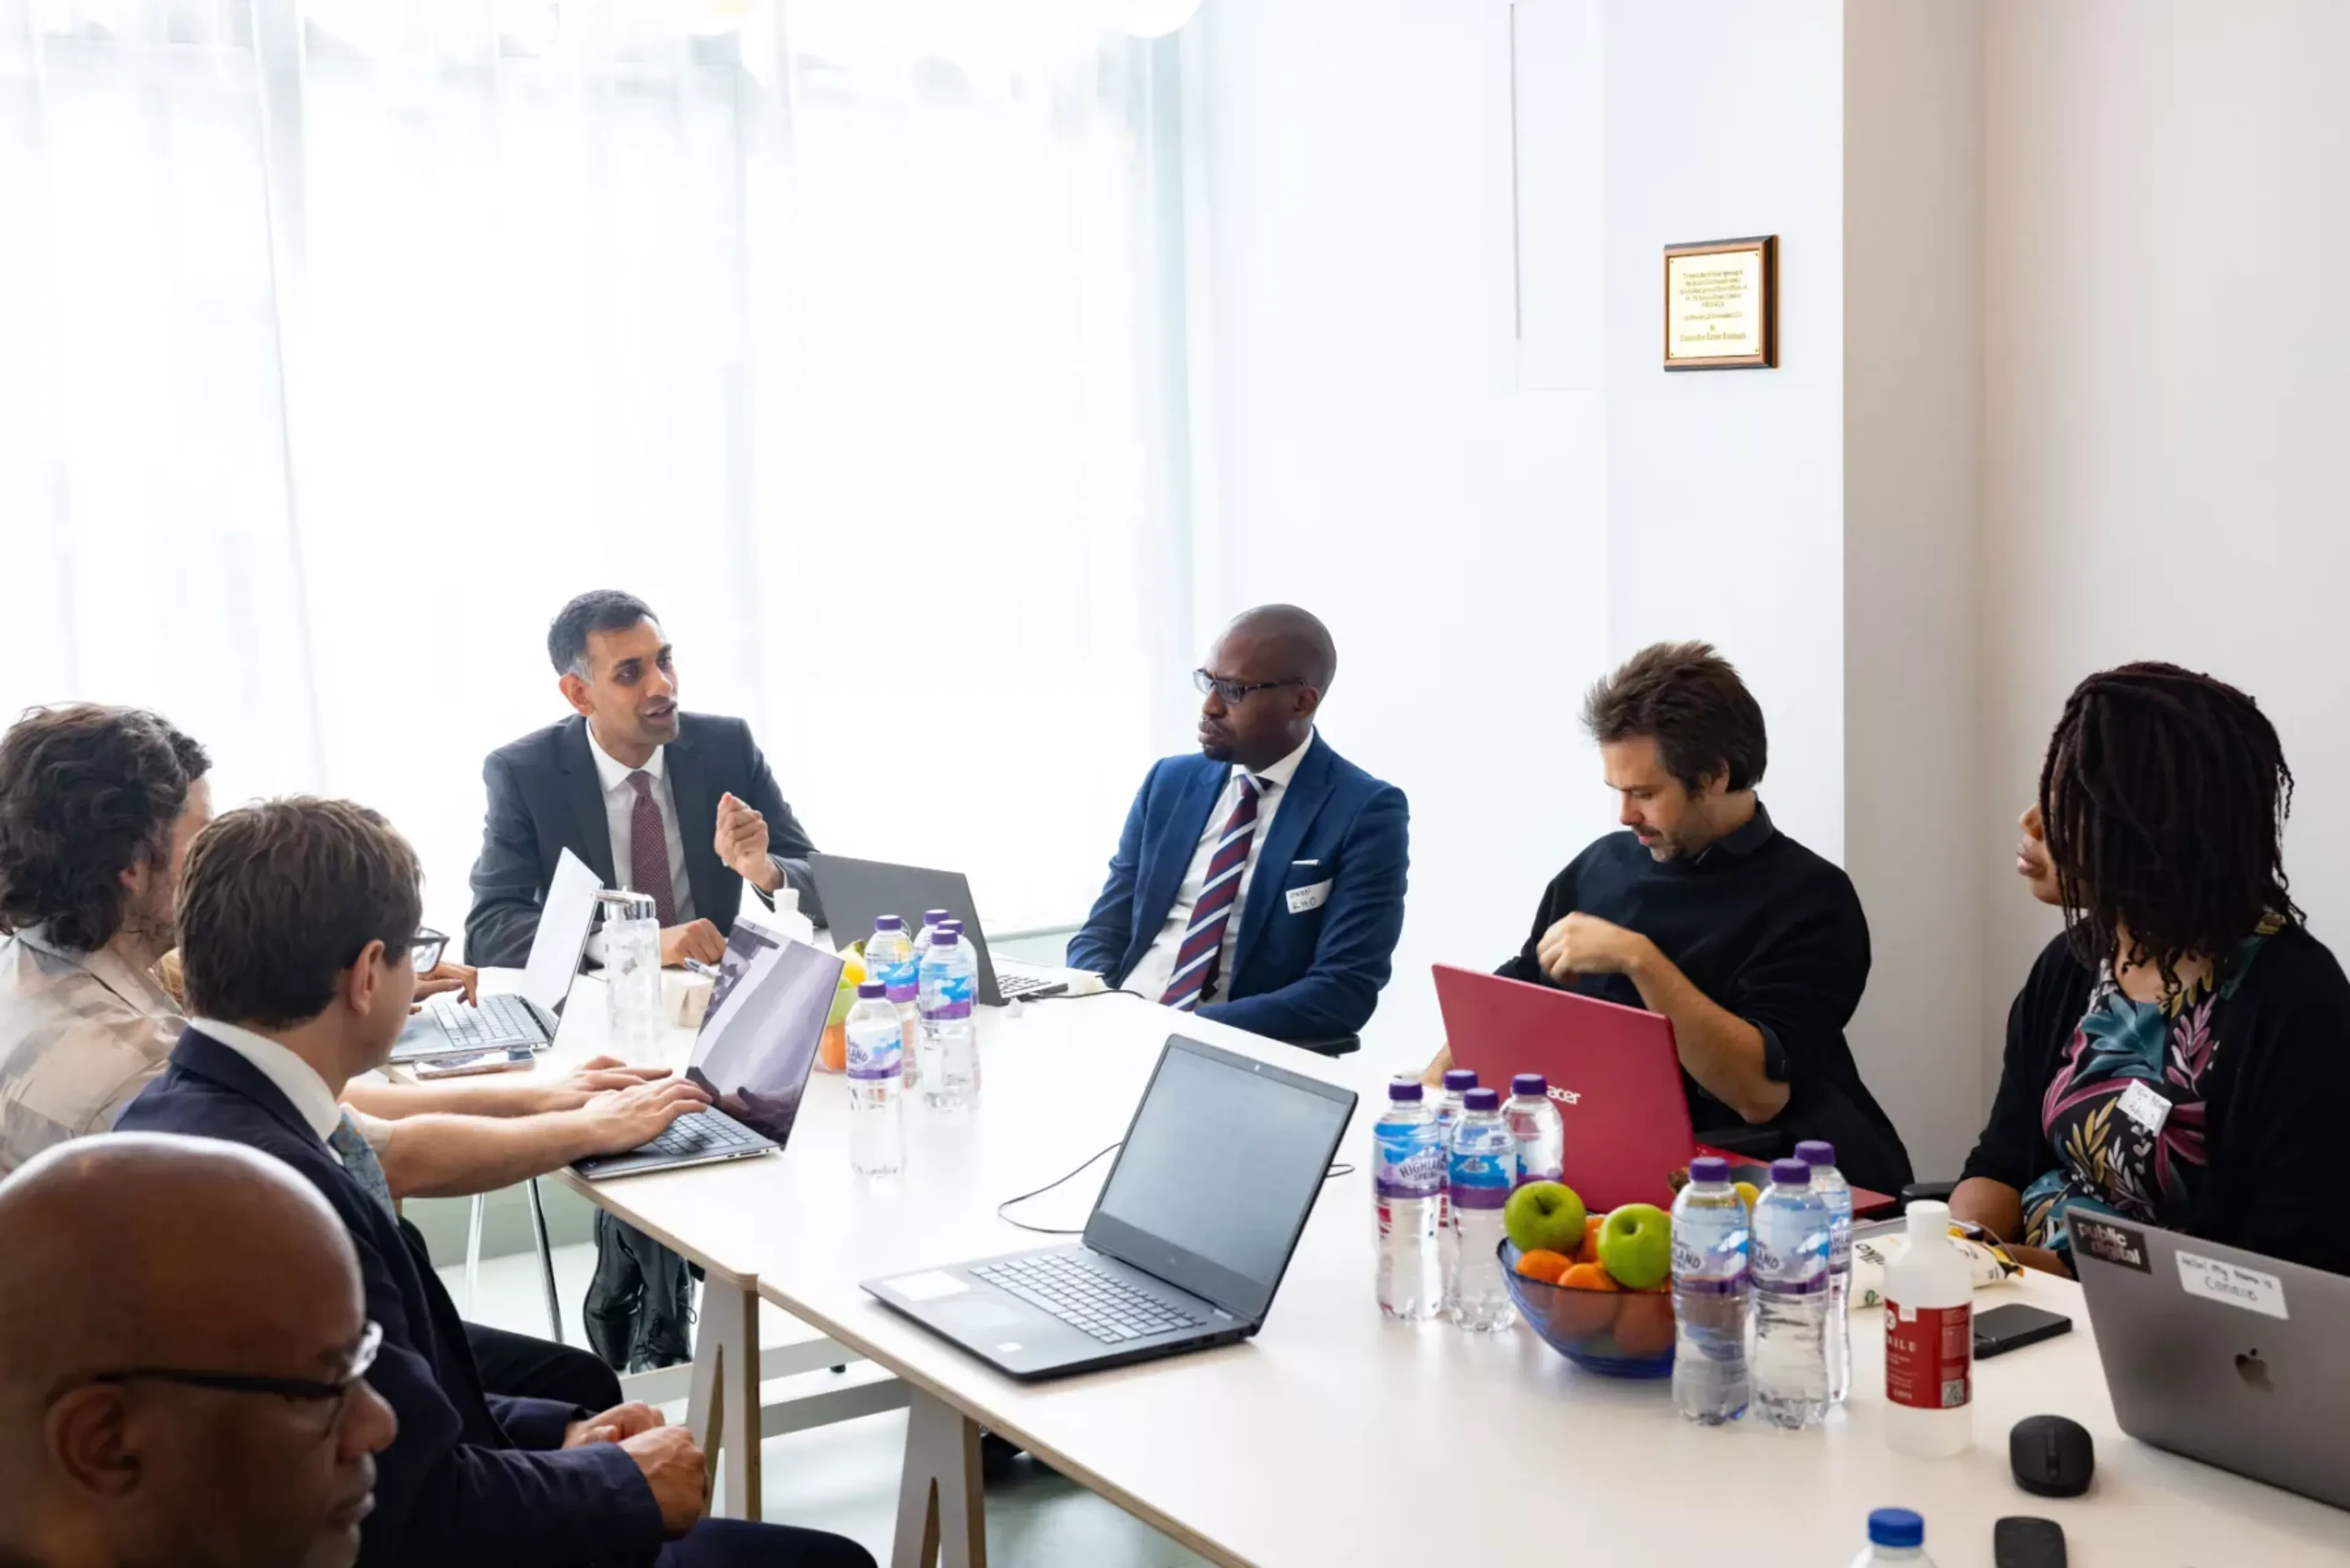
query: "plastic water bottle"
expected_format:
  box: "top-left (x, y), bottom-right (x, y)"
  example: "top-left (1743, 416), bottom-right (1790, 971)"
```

top-left (1797, 1140), bottom-right (1854, 1404)
top-left (1882, 1200), bottom-right (1974, 1458)
top-left (844, 982), bottom-right (904, 1175)
top-left (1504, 1073), bottom-right (1564, 1187)
top-left (1846, 1508), bottom-right (1935, 1566)
top-left (1750, 1156), bottom-right (1831, 1429)
top-left (1669, 1154), bottom-right (1750, 1424)
top-left (1445, 1088), bottom-right (1516, 1330)
top-left (1433, 1067), bottom-right (1477, 1278)
top-left (599, 890), bottom-right (664, 1066)
top-left (917, 928), bottom-right (978, 1110)
top-left (866, 915), bottom-right (921, 1090)
top-left (1372, 1080), bottom-right (1444, 1321)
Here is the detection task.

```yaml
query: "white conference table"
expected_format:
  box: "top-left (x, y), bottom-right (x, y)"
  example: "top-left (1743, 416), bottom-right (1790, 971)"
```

top-left (540, 987), bottom-right (2350, 1568)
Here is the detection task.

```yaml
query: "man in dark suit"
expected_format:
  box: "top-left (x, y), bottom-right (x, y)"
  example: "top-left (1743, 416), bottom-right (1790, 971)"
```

top-left (117, 797), bottom-right (873, 1568)
top-left (1068, 605), bottom-right (1409, 1046)
top-left (466, 590), bottom-right (822, 971)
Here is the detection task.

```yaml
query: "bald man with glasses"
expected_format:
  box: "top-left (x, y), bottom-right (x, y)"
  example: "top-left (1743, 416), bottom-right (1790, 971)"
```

top-left (0, 1133), bottom-right (398, 1568)
top-left (1067, 605), bottom-right (1410, 1047)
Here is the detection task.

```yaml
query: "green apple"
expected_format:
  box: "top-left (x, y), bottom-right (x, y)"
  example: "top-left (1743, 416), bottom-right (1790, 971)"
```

top-left (1595, 1203), bottom-right (1672, 1290)
top-left (1502, 1180), bottom-right (1587, 1257)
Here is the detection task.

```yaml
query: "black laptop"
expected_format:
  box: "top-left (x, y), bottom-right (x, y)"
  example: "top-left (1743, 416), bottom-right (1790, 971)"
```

top-left (864, 1036), bottom-right (1357, 1379)
top-left (573, 925), bottom-right (844, 1179)
top-left (805, 852), bottom-right (1080, 1004)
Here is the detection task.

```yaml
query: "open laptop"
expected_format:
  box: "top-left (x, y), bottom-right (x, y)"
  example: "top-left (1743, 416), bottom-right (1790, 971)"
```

top-left (392, 848), bottom-right (600, 1063)
top-left (865, 1035), bottom-right (1356, 1380)
top-left (574, 925), bottom-right (845, 1179)
top-left (2072, 1215), bottom-right (2350, 1510)
top-left (806, 853), bottom-right (1094, 1005)
top-left (1433, 963), bottom-right (1696, 1212)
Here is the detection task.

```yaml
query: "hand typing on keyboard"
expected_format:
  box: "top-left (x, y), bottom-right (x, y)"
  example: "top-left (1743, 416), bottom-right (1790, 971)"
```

top-left (572, 1079), bottom-right (712, 1158)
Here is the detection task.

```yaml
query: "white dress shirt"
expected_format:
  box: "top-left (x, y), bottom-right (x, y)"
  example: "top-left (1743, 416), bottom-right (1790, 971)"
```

top-left (187, 1017), bottom-right (391, 1158)
top-left (1126, 731), bottom-right (1314, 1004)
top-left (587, 723), bottom-right (697, 924)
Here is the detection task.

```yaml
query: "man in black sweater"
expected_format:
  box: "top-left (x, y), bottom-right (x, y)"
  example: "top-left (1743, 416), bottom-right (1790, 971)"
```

top-left (1434, 642), bottom-right (1911, 1193)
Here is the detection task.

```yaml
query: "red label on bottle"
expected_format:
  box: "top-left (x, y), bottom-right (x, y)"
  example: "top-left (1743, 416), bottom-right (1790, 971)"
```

top-left (1884, 1299), bottom-right (1972, 1410)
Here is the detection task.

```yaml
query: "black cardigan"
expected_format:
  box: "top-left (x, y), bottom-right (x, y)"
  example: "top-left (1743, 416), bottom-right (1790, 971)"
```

top-left (1963, 925), bottom-right (2350, 1277)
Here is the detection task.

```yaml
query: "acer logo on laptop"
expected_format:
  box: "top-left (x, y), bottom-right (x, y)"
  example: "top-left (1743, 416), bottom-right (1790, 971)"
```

top-left (1546, 1086), bottom-right (1583, 1107)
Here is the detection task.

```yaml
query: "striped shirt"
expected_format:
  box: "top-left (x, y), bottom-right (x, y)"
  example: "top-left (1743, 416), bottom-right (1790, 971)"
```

top-left (0, 925), bottom-right (183, 1178)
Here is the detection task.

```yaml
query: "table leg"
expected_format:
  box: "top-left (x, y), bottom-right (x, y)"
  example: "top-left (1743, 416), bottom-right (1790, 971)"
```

top-left (685, 1275), bottom-right (763, 1521)
top-left (524, 1178), bottom-right (563, 1341)
top-left (890, 1387), bottom-right (986, 1568)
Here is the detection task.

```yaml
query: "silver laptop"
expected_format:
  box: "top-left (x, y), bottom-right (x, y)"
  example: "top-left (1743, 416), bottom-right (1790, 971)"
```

top-left (805, 853), bottom-right (1078, 1005)
top-left (2072, 1214), bottom-right (2350, 1509)
top-left (865, 1036), bottom-right (1357, 1380)
top-left (573, 925), bottom-right (843, 1179)
top-left (392, 848), bottom-right (601, 1063)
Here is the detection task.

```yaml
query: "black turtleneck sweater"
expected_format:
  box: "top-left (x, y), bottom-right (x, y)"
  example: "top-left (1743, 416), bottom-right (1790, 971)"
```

top-left (1498, 803), bottom-right (1911, 1193)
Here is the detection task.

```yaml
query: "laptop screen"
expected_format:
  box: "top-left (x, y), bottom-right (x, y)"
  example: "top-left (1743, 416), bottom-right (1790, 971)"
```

top-left (1084, 1037), bottom-right (1356, 1323)
top-left (521, 848), bottom-right (603, 1013)
top-left (686, 927), bottom-right (845, 1146)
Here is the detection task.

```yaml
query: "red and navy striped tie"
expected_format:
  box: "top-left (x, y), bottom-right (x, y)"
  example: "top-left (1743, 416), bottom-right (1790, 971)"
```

top-left (1161, 774), bottom-right (1266, 1011)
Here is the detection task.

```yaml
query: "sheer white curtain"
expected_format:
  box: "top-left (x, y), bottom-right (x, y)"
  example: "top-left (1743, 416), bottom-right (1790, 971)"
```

top-left (1, 0), bottom-right (1193, 936)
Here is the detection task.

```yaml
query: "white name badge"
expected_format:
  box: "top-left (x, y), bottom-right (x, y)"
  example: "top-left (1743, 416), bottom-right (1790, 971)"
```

top-left (2176, 1249), bottom-right (2289, 1321)
top-left (2117, 1078), bottom-right (2171, 1136)
top-left (1286, 879), bottom-right (1333, 915)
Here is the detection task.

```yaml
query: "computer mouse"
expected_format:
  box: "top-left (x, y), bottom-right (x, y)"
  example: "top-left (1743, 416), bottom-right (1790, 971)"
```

top-left (2010, 1414), bottom-right (2095, 1497)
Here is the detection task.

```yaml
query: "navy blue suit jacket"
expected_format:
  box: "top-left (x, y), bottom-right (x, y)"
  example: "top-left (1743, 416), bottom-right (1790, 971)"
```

top-left (465, 711), bottom-right (821, 967)
top-left (115, 1030), bottom-right (665, 1568)
top-left (1067, 735), bottom-right (1408, 1042)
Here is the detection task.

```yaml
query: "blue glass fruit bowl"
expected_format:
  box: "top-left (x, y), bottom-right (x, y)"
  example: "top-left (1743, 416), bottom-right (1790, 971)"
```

top-left (1499, 1241), bottom-right (1676, 1379)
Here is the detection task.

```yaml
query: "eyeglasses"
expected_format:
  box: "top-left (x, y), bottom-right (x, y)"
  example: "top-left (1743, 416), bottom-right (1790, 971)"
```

top-left (410, 928), bottom-right (449, 973)
top-left (74, 1320), bottom-right (383, 1438)
top-left (1193, 669), bottom-right (1304, 706)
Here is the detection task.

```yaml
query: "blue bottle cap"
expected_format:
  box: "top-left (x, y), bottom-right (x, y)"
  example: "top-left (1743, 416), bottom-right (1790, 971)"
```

top-left (1463, 1088), bottom-right (1501, 1111)
top-left (1768, 1157), bottom-right (1812, 1186)
top-left (1387, 1080), bottom-right (1423, 1103)
top-left (1867, 1509), bottom-right (1924, 1549)
top-left (1441, 1069), bottom-right (1479, 1091)
top-left (1687, 1155), bottom-right (1731, 1184)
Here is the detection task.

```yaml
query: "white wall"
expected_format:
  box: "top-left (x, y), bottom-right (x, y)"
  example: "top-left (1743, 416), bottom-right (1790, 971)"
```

top-left (1982, 0), bottom-right (2350, 1099)
top-left (1603, 0), bottom-right (1848, 858)
top-left (1192, 0), bottom-right (1611, 1074)
top-left (1842, 0), bottom-right (1986, 1176)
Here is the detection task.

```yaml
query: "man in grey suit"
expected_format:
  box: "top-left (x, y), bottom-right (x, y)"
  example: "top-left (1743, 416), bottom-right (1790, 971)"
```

top-left (464, 590), bottom-right (822, 972)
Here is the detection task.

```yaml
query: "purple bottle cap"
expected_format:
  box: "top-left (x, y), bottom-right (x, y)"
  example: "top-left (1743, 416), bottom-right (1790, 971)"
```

top-left (923, 908), bottom-right (950, 922)
top-left (1510, 1072), bottom-right (1546, 1097)
top-left (1463, 1088), bottom-right (1501, 1111)
top-left (941, 919), bottom-right (964, 934)
top-left (1769, 1157), bottom-right (1812, 1186)
top-left (873, 914), bottom-right (904, 931)
top-left (1441, 1069), bottom-right (1479, 1091)
top-left (1688, 1155), bottom-right (1731, 1184)
top-left (1795, 1140), bottom-right (1837, 1167)
top-left (857, 981), bottom-right (886, 999)
top-left (1387, 1080), bottom-right (1423, 1103)
top-left (931, 929), bottom-right (957, 946)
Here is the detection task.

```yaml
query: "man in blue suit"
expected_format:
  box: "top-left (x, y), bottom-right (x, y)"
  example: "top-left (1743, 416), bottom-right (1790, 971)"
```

top-left (117, 797), bottom-right (872, 1568)
top-left (1069, 605), bottom-right (1409, 1045)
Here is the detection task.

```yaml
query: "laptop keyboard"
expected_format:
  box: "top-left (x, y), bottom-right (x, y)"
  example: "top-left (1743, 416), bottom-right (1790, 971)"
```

top-left (995, 969), bottom-right (1065, 1001)
top-left (433, 992), bottom-right (545, 1050)
top-left (971, 1253), bottom-right (1206, 1345)
top-left (635, 1110), bottom-right (762, 1159)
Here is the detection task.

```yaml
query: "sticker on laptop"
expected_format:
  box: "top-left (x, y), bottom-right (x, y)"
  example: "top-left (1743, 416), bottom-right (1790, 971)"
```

top-left (890, 1271), bottom-right (971, 1302)
top-left (2071, 1217), bottom-right (2150, 1274)
top-left (1285, 879), bottom-right (1332, 915)
top-left (2176, 1250), bottom-right (2289, 1321)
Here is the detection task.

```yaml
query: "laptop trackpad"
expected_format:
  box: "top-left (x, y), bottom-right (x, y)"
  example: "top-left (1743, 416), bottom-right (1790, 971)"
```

top-left (938, 1300), bottom-right (1028, 1332)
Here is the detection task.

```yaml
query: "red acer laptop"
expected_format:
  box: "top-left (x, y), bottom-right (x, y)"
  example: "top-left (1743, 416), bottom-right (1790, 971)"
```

top-left (1433, 964), bottom-right (1698, 1211)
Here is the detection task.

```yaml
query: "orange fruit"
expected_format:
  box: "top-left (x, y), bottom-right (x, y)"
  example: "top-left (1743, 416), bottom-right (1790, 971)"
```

top-left (1558, 1261), bottom-right (1621, 1291)
top-left (1611, 1292), bottom-right (1676, 1357)
top-left (1546, 1269), bottom-right (1622, 1341)
top-left (1578, 1214), bottom-right (1606, 1264)
top-left (1514, 1249), bottom-right (1574, 1285)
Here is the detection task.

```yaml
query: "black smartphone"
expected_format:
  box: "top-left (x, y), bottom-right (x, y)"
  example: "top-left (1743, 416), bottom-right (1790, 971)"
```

top-left (1994, 1515), bottom-right (2067, 1568)
top-left (1974, 1302), bottom-right (2073, 1358)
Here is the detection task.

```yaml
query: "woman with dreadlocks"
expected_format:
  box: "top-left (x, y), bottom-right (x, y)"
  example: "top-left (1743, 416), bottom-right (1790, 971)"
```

top-left (1952, 663), bottom-right (2350, 1278)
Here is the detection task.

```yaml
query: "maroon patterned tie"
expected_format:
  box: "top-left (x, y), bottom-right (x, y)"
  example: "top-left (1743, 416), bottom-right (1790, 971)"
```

top-left (1161, 774), bottom-right (1266, 1010)
top-left (627, 771), bottom-right (678, 927)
